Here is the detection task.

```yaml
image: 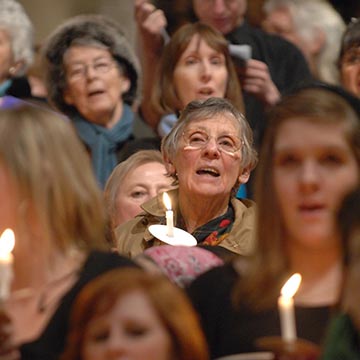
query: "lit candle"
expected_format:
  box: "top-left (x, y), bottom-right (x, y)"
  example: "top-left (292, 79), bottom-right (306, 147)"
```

top-left (162, 192), bottom-right (174, 237)
top-left (0, 229), bottom-right (15, 301)
top-left (278, 273), bottom-right (302, 342)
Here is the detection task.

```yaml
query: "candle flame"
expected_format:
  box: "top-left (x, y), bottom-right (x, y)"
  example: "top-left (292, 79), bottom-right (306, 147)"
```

top-left (281, 273), bottom-right (301, 299)
top-left (0, 229), bottom-right (15, 256)
top-left (163, 192), bottom-right (172, 211)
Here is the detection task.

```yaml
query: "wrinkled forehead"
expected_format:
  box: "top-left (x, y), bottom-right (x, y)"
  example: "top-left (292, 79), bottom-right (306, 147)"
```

top-left (183, 113), bottom-right (241, 134)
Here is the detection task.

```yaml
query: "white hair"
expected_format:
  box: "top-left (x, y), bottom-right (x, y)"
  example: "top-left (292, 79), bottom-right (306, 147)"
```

top-left (263, 0), bottom-right (346, 84)
top-left (0, 0), bottom-right (34, 74)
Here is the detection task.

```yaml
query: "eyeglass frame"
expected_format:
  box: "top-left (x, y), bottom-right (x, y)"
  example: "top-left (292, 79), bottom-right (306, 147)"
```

top-left (341, 46), bottom-right (360, 65)
top-left (65, 57), bottom-right (118, 83)
top-left (181, 128), bottom-right (244, 156)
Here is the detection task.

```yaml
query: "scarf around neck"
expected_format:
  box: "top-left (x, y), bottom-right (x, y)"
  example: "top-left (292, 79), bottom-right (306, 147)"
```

top-left (0, 80), bottom-right (12, 97)
top-left (73, 104), bottom-right (134, 188)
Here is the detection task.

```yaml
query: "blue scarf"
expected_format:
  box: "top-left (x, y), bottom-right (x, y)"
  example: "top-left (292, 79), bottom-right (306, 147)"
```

top-left (73, 104), bottom-right (134, 188)
top-left (0, 80), bottom-right (12, 97)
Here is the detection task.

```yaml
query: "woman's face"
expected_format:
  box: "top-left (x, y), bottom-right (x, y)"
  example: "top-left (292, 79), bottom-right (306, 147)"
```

top-left (172, 115), bottom-right (245, 200)
top-left (114, 162), bottom-right (173, 226)
top-left (173, 34), bottom-right (228, 109)
top-left (340, 46), bottom-right (360, 97)
top-left (63, 45), bottom-right (130, 127)
top-left (0, 29), bottom-right (14, 84)
top-left (273, 118), bottom-right (359, 251)
top-left (82, 290), bottom-right (173, 360)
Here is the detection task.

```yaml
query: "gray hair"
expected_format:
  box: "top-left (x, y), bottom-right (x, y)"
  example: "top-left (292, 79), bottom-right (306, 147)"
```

top-left (42, 14), bottom-right (141, 117)
top-left (162, 97), bottom-right (258, 182)
top-left (263, 0), bottom-right (346, 85)
top-left (0, 0), bottom-right (34, 75)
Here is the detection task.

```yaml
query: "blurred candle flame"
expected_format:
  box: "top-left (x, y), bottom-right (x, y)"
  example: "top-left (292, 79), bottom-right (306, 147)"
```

top-left (0, 229), bottom-right (15, 259)
top-left (281, 273), bottom-right (302, 299)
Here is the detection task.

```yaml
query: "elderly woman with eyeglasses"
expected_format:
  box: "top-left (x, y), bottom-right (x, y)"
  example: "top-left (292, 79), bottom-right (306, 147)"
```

top-left (43, 14), bottom-right (159, 188)
top-left (116, 97), bottom-right (258, 259)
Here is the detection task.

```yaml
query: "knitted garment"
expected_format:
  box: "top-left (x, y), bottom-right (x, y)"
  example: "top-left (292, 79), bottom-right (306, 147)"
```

top-left (142, 245), bottom-right (224, 287)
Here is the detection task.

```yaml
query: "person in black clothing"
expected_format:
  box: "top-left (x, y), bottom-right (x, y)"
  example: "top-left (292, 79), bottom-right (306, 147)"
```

top-left (187, 85), bottom-right (360, 359)
top-left (0, 104), bottom-right (138, 360)
top-left (191, 0), bottom-right (312, 145)
top-left (135, 0), bottom-right (312, 198)
top-left (136, 0), bottom-right (312, 145)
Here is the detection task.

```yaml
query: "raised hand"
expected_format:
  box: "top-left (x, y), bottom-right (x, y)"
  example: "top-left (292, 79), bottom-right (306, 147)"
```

top-left (238, 59), bottom-right (280, 106)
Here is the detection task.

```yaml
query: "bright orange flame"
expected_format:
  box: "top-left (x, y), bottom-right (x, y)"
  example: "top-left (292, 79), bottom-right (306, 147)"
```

top-left (0, 229), bottom-right (15, 257)
top-left (163, 192), bottom-right (172, 211)
top-left (281, 273), bottom-right (302, 299)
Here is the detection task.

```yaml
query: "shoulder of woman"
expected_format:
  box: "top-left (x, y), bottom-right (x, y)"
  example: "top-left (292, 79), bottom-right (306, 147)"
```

top-left (232, 197), bottom-right (256, 209)
top-left (231, 197), bottom-right (256, 223)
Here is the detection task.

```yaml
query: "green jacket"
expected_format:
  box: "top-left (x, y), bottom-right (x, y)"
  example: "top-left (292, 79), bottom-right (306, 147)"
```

top-left (321, 313), bottom-right (360, 360)
top-left (115, 189), bottom-right (256, 258)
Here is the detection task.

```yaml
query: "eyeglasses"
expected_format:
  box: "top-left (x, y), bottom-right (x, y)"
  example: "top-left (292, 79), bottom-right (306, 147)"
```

top-left (182, 129), bottom-right (243, 155)
top-left (66, 58), bottom-right (116, 82)
top-left (342, 48), bottom-right (360, 65)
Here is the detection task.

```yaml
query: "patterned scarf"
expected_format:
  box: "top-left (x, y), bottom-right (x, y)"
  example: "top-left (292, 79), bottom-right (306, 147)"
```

top-left (73, 104), bottom-right (134, 188)
top-left (176, 205), bottom-right (235, 246)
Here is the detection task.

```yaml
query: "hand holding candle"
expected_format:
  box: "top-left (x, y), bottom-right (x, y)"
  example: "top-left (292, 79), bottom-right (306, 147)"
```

top-left (0, 229), bottom-right (15, 301)
top-left (278, 273), bottom-right (302, 342)
top-left (163, 192), bottom-right (174, 237)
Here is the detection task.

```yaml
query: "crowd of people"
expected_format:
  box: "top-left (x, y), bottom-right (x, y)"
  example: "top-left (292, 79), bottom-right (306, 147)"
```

top-left (0, 0), bottom-right (360, 359)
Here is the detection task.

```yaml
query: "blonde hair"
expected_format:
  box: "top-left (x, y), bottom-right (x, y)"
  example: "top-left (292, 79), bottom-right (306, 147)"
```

top-left (104, 150), bottom-right (165, 231)
top-left (0, 104), bottom-right (107, 253)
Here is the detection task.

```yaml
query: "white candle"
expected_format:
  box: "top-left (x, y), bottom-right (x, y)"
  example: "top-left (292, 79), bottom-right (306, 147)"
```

top-left (278, 273), bottom-right (302, 342)
top-left (162, 192), bottom-right (174, 237)
top-left (0, 229), bottom-right (15, 300)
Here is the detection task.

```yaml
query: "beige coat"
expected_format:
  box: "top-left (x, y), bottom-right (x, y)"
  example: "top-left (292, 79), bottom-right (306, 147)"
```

top-left (115, 189), bottom-right (256, 258)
